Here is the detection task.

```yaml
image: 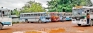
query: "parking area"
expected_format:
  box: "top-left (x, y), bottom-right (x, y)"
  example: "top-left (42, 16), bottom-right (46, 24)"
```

top-left (0, 21), bottom-right (93, 33)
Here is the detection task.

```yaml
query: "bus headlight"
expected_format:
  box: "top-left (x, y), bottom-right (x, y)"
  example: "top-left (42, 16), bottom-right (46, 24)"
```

top-left (81, 20), bottom-right (83, 21)
top-left (82, 20), bottom-right (86, 22)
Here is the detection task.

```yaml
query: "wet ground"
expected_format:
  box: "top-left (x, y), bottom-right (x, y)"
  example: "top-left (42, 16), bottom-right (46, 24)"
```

top-left (0, 21), bottom-right (93, 33)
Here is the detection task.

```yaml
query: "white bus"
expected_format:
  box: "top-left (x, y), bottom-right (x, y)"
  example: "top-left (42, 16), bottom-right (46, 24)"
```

top-left (20, 12), bottom-right (51, 23)
top-left (65, 12), bottom-right (72, 21)
top-left (72, 6), bottom-right (93, 26)
top-left (0, 8), bottom-right (12, 29)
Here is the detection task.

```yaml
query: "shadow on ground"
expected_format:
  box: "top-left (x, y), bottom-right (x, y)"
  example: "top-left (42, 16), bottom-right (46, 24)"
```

top-left (1, 28), bottom-right (11, 30)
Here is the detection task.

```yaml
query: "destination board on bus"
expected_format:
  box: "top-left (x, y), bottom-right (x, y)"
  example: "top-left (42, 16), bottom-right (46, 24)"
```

top-left (75, 6), bottom-right (82, 9)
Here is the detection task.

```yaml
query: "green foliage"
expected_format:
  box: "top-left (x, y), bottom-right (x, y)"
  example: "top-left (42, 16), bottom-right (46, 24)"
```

top-left (47, 0), bottom-right (92, 12)
top-left (11, 9), bottom-right (20, 16)
top-left (21, 1), bottom-right (45, 13)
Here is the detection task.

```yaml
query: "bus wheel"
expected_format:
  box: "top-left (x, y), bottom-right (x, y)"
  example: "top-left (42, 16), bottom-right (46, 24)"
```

top-left (78, 24), bottom-right (81, 26)
top-left (44, 22), bottom-right (47, 23)
top-left (0, 23), bottom-right (3, 30)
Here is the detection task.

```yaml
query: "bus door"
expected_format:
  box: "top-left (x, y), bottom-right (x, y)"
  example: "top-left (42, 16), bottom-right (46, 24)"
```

top-left (25, 19), bottom-right (28, 23)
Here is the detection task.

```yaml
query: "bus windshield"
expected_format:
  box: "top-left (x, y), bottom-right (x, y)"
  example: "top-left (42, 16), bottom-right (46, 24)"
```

top-left (72, 9), bottom-right (85, 16)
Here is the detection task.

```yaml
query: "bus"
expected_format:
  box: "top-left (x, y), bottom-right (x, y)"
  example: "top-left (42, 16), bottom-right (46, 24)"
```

top-left (58, 12), bottom-right (66, 22)
top-left (47, 12), bottom-right (66, 22)
top-left (65, 12), bottom-right (72, 21)
top-left (72, 6), bottom-right (93, 26)
top-left (0, 8), bottom-right (12, 29)
top-left (20, 12), bottom-right (51, 23)
top-left (49, 12), bottom-right (59, 22)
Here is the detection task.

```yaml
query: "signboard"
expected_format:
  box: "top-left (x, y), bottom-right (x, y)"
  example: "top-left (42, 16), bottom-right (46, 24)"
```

top-left (75, 6), bottom-right (82, 9)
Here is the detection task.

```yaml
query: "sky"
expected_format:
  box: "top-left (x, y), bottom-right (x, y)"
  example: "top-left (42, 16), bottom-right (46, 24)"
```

top-left (0, 0), bottom-right (51, 10)
top-left (0, 0), bottom-right (93, 10)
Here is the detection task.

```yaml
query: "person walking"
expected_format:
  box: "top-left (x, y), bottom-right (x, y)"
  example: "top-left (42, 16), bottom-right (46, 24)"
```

top-left (87, 13), bottom-right (90, 24)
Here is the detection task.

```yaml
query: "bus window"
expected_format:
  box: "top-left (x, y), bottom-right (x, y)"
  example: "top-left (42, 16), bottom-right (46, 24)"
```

top-left (40, 14), bottom-right (43, 16)
top-left (34, 14), bottom-right (37, 16)
top-left (37, 14), bottom-right (39, 16)
top-left (27, 14), bottom-right (30, 16)
top-left (78, 13), bottom-right (80, 15)
top-left (24, 14), bottom-right (26, 17)
top-left (0, 10), bottom-right (1, 12)
top-left (30, 14), bottom-right (33, 16)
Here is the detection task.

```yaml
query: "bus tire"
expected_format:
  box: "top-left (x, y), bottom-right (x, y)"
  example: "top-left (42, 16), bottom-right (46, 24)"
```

top-left (78, 24), bottom-right (81, 26)
top-left (44, 22), bottom-right (47, 23)
top-left (0, 23), bottom-right (3, 30)
top-left (31, 22), bottom-right (34, 23)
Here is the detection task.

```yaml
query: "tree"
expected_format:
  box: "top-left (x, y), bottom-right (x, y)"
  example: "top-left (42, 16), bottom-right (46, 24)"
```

top-left (47, 0), bottom-right (92, 12)
top-left (21, 1), bottom-right (45, 13)
top-left (11, 8), bottom-right (20, 16)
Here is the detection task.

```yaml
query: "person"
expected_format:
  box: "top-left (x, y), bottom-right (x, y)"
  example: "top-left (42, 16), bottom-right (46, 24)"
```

top-left (87, 13), bottom-right (90, 24)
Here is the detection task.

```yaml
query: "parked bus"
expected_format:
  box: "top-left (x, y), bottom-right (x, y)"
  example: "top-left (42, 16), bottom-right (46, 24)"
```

top-left (72, 6), bottom-right (93, 26)
top-left (58, 12), bottom-right (66, 22)
top-left (0, 8), bottom-right (12, 29)
top-left (20, 12), bottom-right (51, 23)
top-left (49, 12), bottom-right (58, 22)
top-left (65, 12), bottom-right (72, 21)
top-left (47, 12), bottom-right (66, 22)
top-left (49, 12), bottom-right (60, 22)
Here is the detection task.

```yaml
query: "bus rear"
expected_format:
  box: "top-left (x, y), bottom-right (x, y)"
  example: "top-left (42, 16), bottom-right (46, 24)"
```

top-left (50, 12), bottom-right (60, 22)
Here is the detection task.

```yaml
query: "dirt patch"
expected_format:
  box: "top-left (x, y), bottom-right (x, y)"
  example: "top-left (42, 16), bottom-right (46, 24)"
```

top-left (1, 21), bottom-right (93, 33)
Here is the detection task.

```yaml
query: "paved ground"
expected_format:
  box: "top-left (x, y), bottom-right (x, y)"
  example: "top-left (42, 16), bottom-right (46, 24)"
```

top-left (0, 21), bottom-right (93, 33)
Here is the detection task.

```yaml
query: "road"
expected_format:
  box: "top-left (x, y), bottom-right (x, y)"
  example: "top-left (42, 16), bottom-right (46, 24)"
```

top-left (0, 21), bottom-right (93, 33)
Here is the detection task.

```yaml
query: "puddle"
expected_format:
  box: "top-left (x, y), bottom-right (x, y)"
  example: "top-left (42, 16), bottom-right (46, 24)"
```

top-left (25, 30), bottom-right (47, 33)
top-left (13, 31), bottom-right (24, 33)
top-left (48, 28), bottom-right (65, 33)
top-left (13, 28), bottom-right (65, 33)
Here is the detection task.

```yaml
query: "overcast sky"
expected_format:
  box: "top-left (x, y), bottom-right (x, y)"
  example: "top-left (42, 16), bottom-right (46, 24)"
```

top-left (0, 0), bottom-right (93, 10)
top-left (0, 0), bottom-right (51, 10)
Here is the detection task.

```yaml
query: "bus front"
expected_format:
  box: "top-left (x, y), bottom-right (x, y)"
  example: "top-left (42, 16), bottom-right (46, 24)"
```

top-left (72, 8), bottom-right (87, 26)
